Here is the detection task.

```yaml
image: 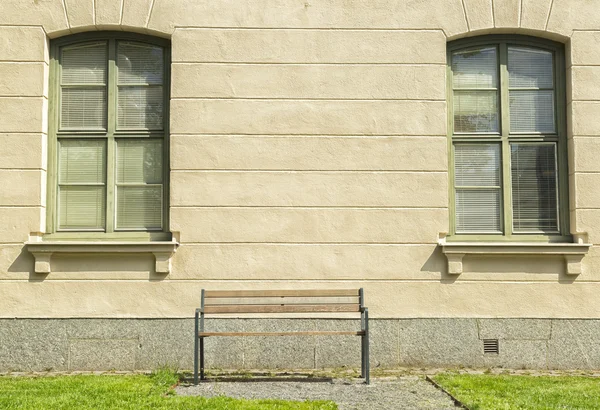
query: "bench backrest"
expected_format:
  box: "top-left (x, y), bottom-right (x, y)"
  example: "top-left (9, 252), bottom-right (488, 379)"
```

top-left (201, 289), bottom-right (365, 315)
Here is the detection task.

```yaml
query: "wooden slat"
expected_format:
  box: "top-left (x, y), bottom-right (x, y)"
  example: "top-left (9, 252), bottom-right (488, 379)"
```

top-left (204, 296), bottom-right (359, 306)
top-left (203, 304), bottom-right (360, 314)
top-left (199, 331), bottom-right (365, 337)
top-left (204, 289), bottom-right (360, 298)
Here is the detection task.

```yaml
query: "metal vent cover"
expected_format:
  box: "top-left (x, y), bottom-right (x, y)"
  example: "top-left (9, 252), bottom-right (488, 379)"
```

top-left (483, 339), bottom-right (499, 354)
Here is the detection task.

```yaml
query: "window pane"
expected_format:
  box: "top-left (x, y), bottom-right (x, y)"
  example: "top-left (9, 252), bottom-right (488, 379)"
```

top-left (117, 86), bottom-right (163, 129)
top-left (116, 139), bottom-right (163, 230)
top-left (508, 47), bottom-right (553, 89)
top-left (455, 144), bottom-right (501, 187)
top-left (454, 90), bottom-right (499, 133)
top-left (59, 140), bottom-right (106, 184)
top-left (509, 90), bottom-right (555, 133)
top-left (61, 88), bottom-right (107, 130)
top-left (456, 189), bottom-right (502, 233)
top-left (452, 47), bottom-right (498, 89)
top-left (116, 139), bottom-right (163, 184)
top-left (511, 144), bottom-right (558, 232)
top-left (117, 42), bottom-right (163, 85)
top-left (61, 42), bottom-right (107, 85)
top-left (59, 186), bottom-right (106, 229)
top-left (455, 144), bottom-right (502, 233)
top-left (116, 186), bottom-right (162, 229)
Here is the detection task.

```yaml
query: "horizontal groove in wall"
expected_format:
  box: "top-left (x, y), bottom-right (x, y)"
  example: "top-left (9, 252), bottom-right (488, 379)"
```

top-left (171, 207), bottom-right (448, 210)
top-left (0, 95), bottom-right (45, 98)
top-left (0, 205), bottom-right (44, 208)
top-left (173, 27), bottom-right (446, 32)
top-left (171, 97), bottom-right (445, 102)
top-left (170, 134), bottom-right (447, 138)
top-left (169, 133), bottom-right (447, 137)
top-left (175, 242), bottom-right (440, 245)
top-left (0, 168), bottom-right (45, 171)
top-left (172, 62), bottom-right (446, 66)
top-left (170, 170), bottom-right (448, 173)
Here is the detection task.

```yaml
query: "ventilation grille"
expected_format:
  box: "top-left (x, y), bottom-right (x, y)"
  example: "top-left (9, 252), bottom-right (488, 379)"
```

top-left (483, 339), bottom-right (499, 354)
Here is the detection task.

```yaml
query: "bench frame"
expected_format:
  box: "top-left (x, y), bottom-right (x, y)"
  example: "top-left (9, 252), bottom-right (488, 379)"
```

top-left (194, 288), bottom-right (370, 384)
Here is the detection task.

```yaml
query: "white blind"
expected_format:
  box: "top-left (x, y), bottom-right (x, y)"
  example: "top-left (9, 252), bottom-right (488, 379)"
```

top-left (115, 139), bottom-right (163, 229)
top-left (455, 144), bottom-right (502, 233)
top-left (116, 187), bottom-right (163, 229)
top-left (511, 143), bottom-right (558, 232)
top-left (61, 42), bottom-right (107, 85)
top-left (508, 46), bottom-right (555, 133)
top-left (452, 47), bottom-right (499, 133)
top-left (60, 42), bottom-right (107, 130)
top-left (508, 47), bottom-right (553, 88)
top-left (117, 41), bottom-right (164, 130)
top-left (117, 86), bottom-right (163, 129)
top-left (452, 47), bottom-right (498, 89)
top-left (509, 90), bottom-right (555, 133)
top-left (58, 140), bottom-right (106, 229)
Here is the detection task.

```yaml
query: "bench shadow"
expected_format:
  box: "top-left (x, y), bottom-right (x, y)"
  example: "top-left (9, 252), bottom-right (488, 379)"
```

top-left (180, 371), bottom-right (334, 384)
top-left (185, 377), bottom-right (334, 383)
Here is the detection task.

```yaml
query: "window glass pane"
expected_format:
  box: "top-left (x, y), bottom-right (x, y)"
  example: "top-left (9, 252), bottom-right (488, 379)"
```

top-left (59, 186), bottom-right (106, 229)
top-left (61, 42), bottom-right (107, 85)
top-left (61, 88), bottom-right (107, 130)
top-left (455, 144), bottom-right (502, 233)
top-left (455, 144), bottom-right (501, 187)
top-left (452, 47), bottom-right (498, 89)
top-left (508, 47), bottom-right (553, 89)
top-left (116, 139), bottom-right (163, 230)
top-left (117, 42), bottom-right (163, 85)
top-left (116, 186), bottom-right (162, 229)
top-left (59, 140), bottom-right (106, 184)
top-left (116, 139), bottom-right (163, 184)
top-left (511, 143), bottom-right (558, 232)
top-left (58, 140), bottom-right (106, 230)
top-left (509, 90), bottom-right (555, 133)
top-left (117, 86), bottom-right (163, 129)
top-left (454, 90), bottom-right (499, 133)
top-left (456, 189), bottom-right (502, 233)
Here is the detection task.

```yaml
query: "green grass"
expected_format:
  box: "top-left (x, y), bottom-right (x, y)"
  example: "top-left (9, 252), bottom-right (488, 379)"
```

top-left (433, 373), bottom-right (600, 410)
top-left (0, 370), bottom-right (337, 410)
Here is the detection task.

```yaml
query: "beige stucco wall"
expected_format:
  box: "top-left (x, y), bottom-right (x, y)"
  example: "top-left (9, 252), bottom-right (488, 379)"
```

top-left (1, 0), bottom-right (600, 319)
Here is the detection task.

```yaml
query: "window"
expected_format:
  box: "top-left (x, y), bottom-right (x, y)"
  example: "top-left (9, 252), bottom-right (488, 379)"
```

top-left (447, 36), bottom-right (569, 241)
top-left (47, 33), bottom-right (170, 240)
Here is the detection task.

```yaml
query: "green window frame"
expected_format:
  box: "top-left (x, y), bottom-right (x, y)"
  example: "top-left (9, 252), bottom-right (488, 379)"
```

top-left (46, 32), bottom-right (171, 241)
top-left (447, 35), bottom-right (570, 242)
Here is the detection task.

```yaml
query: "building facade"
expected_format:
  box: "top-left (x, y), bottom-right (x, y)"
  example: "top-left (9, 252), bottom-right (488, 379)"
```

top-left (2, 0), bottom-right (600, 371)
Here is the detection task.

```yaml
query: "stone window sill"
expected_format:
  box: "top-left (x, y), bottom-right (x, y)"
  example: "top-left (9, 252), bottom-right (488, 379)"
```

top-left (438, 239), bottom-right (592, 275)
top-left (25, 241), bottom-right (179, 275)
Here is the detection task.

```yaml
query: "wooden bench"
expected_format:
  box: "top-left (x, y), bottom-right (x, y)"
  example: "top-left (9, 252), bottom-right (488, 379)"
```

top-left (194, 289), bottom-right (370, 384)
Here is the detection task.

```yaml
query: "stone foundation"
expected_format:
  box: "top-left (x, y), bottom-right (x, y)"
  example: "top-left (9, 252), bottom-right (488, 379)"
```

top-left (1, 318), bottom-right (600, 372)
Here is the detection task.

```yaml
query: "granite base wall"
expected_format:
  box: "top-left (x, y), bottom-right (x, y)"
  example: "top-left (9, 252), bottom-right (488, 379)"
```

top-left (1, 318), bottom-right (598, 372)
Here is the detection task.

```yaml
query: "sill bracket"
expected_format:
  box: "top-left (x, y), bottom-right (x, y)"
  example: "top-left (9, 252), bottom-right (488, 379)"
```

top-left (26, 241), bottom-right (179, 275)
top-left (438, 240), bottom-right (592, 276)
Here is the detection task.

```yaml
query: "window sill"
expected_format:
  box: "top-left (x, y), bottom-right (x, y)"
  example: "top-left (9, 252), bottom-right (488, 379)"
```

top-left (25, 240), bottom-right (179, 275)
top-left (438, 239), bottom-right (592, 275)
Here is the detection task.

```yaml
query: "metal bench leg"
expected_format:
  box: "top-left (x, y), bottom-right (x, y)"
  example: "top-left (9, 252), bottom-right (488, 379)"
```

top-left (361, 330), bottom-right (366, 379)
top-left (200, 337), bottom-right (205, 380)
top-left (365, 308), bottom-right (370, 385)
top-left (194, 310), bottom-right (199, 385)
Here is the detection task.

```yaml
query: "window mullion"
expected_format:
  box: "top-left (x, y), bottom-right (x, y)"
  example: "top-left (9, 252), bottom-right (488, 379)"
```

top-left (499, 43), bottom-right (513, 237)
top-left (105, 39), bottom-right (117, 233)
